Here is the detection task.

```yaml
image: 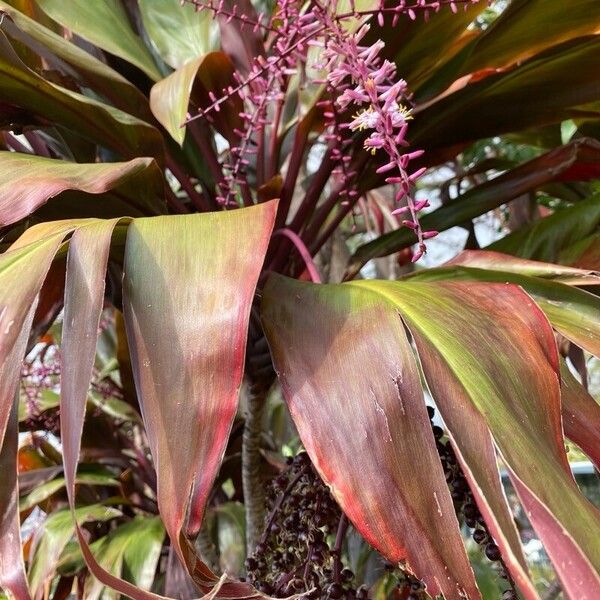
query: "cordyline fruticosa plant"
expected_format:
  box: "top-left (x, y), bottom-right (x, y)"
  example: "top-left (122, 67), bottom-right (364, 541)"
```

top-left (0, 0), bottom-right (600, 598)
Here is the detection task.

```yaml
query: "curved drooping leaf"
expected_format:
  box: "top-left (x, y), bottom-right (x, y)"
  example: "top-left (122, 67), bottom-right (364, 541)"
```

top-left (150, 51), bottom-right (242, 145)
top-left (488, 193), bottom-right (600, 262)
top-left (447, 250), bottom-right (600, 285)
top-left (261, 275), bottom-right (481, 600)
top-left (122, 203), bottom-right (276, 574)
top-left (35, 0), bottom-right (162, 81)
top-left (420, 0), bottom-right (600, 100)
top-left (407, 265), bottom-right (600, 359)
top-left (560, 361), bottom-right (600, 471)
top-left (347, 279), bottom-right (600, 599)
top-left (0, 31), bottom-right (162, 160)
top-left (0, 319), bottom-right (34, 600)
top-left (412, 35), bottom-right (600, 153)
top-left (77, 517), bottom-right (165, 600)
top-left (0, 1), bottom-right (152, 120)
top-left (348, 139), bottom-right (600, 277)
top-left (0, 153), bottom-right (164, 226)
top-left (139, 0), bottom-right (218, 69)
top-left (0, 226), bottom-right (73, 449)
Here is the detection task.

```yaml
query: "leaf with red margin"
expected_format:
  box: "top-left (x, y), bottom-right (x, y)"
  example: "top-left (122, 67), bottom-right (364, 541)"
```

top-left (261, 275), bottom-right (481, 600)
top-left (0, 153), bottom-right (164, 226)
top-left (347, 279), bottom-right (600, 599)
top-left (0, 308), bottom-right (35, 600)
top-left (0, 222), bottom-right (82, 449)
top-left (406, 266), bottom-right (600, 359)
top-left (122, 203), bottom-right (276, 587)
top-left (447, 250), bottom-right (600, 286)
top-left (561, 361), bottom-right (600, 471)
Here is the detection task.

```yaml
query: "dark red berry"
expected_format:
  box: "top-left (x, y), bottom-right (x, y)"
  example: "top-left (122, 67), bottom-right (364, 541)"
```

top-left (485, 542), bottom-right (502, 561)
top-left (327, 583), bottom-right (343, 599)
top-left (473, 529), bottom-right (487, 544)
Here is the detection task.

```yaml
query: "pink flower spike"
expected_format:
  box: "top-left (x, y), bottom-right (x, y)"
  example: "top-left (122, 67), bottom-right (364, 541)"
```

top-left (413, 199), bottom-right (430, 211)
top-left (422, 230), bottom-right (439, 240)
top-left (391, 206), bottom-right (410, 215)
top-left (408, 167), bottom-right (427, 182)
top-left (376, 162), bottom-right (396, 174)
top-left (402, 220), bottom-right (419, 230)
top-left (411, 249), bottom-right (424, 262)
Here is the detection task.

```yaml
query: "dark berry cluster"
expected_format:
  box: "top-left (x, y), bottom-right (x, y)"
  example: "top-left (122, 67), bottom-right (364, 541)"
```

top-left (428, 406), bottom-right (518, 600)
top-left (245, 452), bottom-right (364, 599)
top-left (382, 560), bottom-right (427, 600)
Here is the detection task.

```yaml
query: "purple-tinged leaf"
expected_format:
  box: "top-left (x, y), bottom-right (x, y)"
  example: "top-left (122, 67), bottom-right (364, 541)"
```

top-left (122, 202), bottom-right (276, 578)
top-left (0, 153), bottom-right (164, 226)
top-left (0, 310), bottom-right (35, 600)
top-left (447, 250), bottom-right (600, 285)
top-left (407, 266), bottom-right (600, 359)
top-left (261, 275), bottom-right (481, 600)
top-left (352, 279), bottom-right (600, 597)
top-left (561, 361), bottom-right (600, 471)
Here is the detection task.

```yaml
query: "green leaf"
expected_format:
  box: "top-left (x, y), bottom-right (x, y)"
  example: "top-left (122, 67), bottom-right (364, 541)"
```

top-left (488, 193), bottom-right (600, 262)
top-left (0, 31), bottom-right (162, 159)
top-left (347, 278), bottom-right (600, 598)
top-left (406, 265), bottom-right (600, 359)
top-left (561, 361), bottom-right (600, 471)
top-left (88, 391), bottom-right (142, 424)
top-left (261, 275), bottom-right (481, 599)
top-left (560, 232), bottom-right (600, 270)
top-left (412, 36), bottom-right (600, 155)
top-left (28, 504), bottom-right (121, 598)
top-left (447, 250), bottom-right (600, 286)
top-left (36, 0), bottom-right (161, 81)
top-left (419, 0), bottom-right (600, 100)
top-left (20, 471), bottom-right (119, 512)
top-left (0, 153), bottom-right (165, 226)
top-left (150, 51), bottom-right (243, 145)
top-left (139, 0), bottom-right (218, 69)
top-left (122, 203), bottom-right (276, 574)
top-left (82, 517), bottom-right (165, 600)
top-left (0, 1), bottom-right (152, 119)
top-left (348, 139), bottom-right (600, 276)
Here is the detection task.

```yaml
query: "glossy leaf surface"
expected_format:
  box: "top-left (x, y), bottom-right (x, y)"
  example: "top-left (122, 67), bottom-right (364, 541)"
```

top-left (407, 265), bottom-right (600, 359)
top-left (139, 0), bottom-right (218, 69)
top-left (0, 1), bottom-right (152, 119)
top-left (0, 31), bottom-right (161, 159)
top-left (0, 153), bottom-right (163, 226)
top-left (36, 0), bottom-right (161, 80)
top-left (488, 193), bottom-right (600, 262)
top-left (123, 202), bottom-right (276, 572)
top-left (261, 275), bottom-right (481, 600)
top-left (348, 279), bottom-right (600, 598)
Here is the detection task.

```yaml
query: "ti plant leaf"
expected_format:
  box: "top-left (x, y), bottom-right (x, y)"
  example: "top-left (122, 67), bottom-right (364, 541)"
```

top-left (261, 274), bottom-right (482, 600)
top-left (487, 193), bottom-right (600, 262)
top-left (139, 0), bottom-right (219, 69)
top-left (407, 262), bottom-right (600, 359)
top-left (0, 153), bottom-right (165, 226)
top-left (261, 275), bottom-right (600, 599)
top-left (35, 0), bottom-right (162, 81)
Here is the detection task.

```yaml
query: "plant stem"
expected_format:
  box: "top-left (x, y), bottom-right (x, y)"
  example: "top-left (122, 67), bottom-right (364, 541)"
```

top-left (242, 380), bottom-right (269, 555)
